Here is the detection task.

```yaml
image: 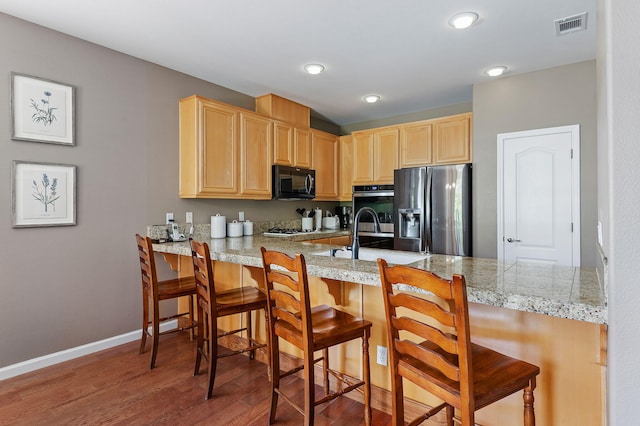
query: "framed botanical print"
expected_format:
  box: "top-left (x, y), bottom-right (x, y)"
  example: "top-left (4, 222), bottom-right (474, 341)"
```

top-left (10, 73), bottom-right (75, 146)
top-left (12, 161), bottom-right (77, 227)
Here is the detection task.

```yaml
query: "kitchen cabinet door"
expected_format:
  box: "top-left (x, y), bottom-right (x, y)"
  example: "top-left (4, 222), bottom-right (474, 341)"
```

top-left (273, 121), bottom-right (293, 166)
top-left (400, 121), bottom-right (433, 167)
top-left (179, 96), bottom-right (239, 197)
top-left (338, 135), bottom-right (354, 201)
top-left (433, 113), bottom-right (472, 164)
top-left (352, 127), bottom-right (399, 185)
top-left (272, 122), bottom-right (312, 168)
top-left (294, 127), bottom-right (312, 168)
top-left (352, 131), bottom-right (374, 184)
top-left (240, 112), bottom-right (272, 198)
top-left (373, 127), bottom-right (399, 183)
top-left (311, 129), bottom-right (339, 200)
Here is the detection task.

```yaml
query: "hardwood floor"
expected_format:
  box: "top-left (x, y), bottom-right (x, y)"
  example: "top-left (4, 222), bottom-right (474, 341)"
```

top-left (0, 332), bottom-right (392, 425)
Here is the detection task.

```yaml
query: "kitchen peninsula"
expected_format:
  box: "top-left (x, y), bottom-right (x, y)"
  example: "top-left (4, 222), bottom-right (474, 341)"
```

top-left (152, 229), bottom-right (606, 425)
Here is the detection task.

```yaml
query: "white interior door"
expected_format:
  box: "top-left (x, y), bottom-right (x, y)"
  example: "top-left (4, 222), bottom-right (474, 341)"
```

top-left (497, 125), bottom-right (580, 266)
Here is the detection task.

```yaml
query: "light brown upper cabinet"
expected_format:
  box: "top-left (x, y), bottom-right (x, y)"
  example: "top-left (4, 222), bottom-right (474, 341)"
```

top-left (400, 121), bottom-right (433, 167)
top-left (272, 121), bottom-right (312, 168)
top-left (179, 95), bottom-right (272, 199)
top-left (338, 135), bottom-right (353, 201)
top-left (432, 113), bottom-right (472, 164)
top-left (311, 129), bottom-right (339, 200)
top-left (352, 127), bottom-right (399, 185)
top-left (239, 112), bottom-right (272, 198)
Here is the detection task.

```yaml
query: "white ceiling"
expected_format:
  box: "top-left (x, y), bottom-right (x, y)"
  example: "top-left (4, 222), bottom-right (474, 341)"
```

top-left (0, 0), bottom-right (596, 126)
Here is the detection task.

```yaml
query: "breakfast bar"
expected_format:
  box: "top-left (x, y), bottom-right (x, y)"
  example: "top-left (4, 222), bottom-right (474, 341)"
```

top-left (152, 230), bottom-right (607, 425)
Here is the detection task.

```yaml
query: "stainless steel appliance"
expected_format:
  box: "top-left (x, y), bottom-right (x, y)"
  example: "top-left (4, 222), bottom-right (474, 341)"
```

top-left (263, 227), bottom-right (319, 237)
top-left (352, 185), bottom-right (394, 249)
top-left (394, 164), bottom-right (471, 255)
top-left (335, 206), bottom-right (352, 229)
top-left (272, 165), bottom-right (315, 200)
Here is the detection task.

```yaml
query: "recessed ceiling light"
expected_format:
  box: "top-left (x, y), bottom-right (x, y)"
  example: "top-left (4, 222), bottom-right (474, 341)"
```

top-left (448, 12), bottom-right (479, 29)
top-left (485, 66), bottom-right (508, 77)
top-left (304, 64), bottom-right (325, 75)
top-left (363, 95), bottom-right (381, 103)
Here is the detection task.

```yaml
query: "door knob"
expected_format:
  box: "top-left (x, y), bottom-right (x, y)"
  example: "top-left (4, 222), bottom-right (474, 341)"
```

top-left (506, 237), bottom-right (521, 243)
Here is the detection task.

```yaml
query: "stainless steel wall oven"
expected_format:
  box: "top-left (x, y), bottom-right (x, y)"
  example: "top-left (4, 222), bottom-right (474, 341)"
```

top-left (352, 185), bottom-right (394, 249)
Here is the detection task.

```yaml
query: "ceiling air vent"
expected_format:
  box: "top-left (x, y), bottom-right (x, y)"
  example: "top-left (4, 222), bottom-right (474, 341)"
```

top-left (555, 12), bottom-right (588, 36)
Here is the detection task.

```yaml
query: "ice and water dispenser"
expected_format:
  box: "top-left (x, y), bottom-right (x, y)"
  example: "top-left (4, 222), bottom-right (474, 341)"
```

top-left (398, 208), bottom-right (422, 240)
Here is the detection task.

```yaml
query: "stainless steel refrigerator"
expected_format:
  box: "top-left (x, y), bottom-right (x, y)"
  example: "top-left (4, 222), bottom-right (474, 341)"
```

top-left (393, 164), bottom-right (472, 255)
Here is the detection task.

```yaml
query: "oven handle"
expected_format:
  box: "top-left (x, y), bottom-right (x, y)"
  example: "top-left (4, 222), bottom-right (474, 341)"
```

top-left (353, 191), bottom-right (395, 197)
top-left (356, 231), bottom-right (394, 238)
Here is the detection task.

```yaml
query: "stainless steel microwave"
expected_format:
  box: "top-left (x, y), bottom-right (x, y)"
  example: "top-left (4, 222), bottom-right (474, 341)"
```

top-left (272, 165), bottom-right (316, 200)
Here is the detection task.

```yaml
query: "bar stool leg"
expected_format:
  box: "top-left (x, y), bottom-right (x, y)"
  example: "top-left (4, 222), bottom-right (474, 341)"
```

top-left (524, 381), bottom-right (536, 426)
top-left (323, 348), bottom-right (329, 396)
top-left (247, 310), bottom-right (255, 360)
top-left (363, 329), bottom-right (372, 425)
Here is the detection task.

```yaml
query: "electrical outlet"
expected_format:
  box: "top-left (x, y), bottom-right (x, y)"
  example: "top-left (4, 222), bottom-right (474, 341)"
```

top-left (166, 212), bottom-right (174, 224)
top-left (376, 345), bottom-right (388, 366)
top-left (186, 212), bottom-right (193, 224)
top-left (238, 211), bottom-right (245, 222)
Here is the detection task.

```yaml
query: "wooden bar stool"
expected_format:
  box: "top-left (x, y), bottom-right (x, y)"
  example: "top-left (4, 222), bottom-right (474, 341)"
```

top-left (260, 247), bottom-right (372, 426)
top-left (190, 239), bottom-right (267, 400)
top-left (377, 259), bottom-right (540, 426)
top-left (135, 234), bottom-right (197, 369)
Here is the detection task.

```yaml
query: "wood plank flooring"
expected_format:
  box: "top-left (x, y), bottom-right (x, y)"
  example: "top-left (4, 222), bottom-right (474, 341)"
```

top-left (0, 332), bottom-right (393, 425)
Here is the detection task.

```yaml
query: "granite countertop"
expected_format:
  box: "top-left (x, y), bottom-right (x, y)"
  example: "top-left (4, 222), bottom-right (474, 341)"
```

top-left (150, 227), bottom-right (607, 325)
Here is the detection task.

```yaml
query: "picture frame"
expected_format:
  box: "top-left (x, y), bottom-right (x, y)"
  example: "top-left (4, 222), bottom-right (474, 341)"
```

top-left (10, 72), bottom-right (75, 146)
top-left (12, 161), bottom-right (77, 228)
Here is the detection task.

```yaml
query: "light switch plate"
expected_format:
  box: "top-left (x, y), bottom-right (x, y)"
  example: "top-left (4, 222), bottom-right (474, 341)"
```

top-left (186, 212), bottom-right (193, 224)
top-left (376, 345), bottom-right (388, 366)
top-left (238, 211), bottom-right (245, 222)
top-left (166, 213), bottom-right (174, 224)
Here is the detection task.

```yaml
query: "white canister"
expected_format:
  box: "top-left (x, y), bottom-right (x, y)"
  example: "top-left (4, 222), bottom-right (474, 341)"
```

top-left (301, 217), bottom-right (314, 231)
top-left (211, 214), bottom-right (226, 238)
top-left (243, 220), bottom-right (253, 236)
top-left (227, 220), bottom-right (243, 238)
top-left (314, 207), bottom-right (322, 230)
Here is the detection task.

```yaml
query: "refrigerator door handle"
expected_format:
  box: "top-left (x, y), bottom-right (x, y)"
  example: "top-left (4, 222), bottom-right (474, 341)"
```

top-left (425, 168), bottom-right (432, 253)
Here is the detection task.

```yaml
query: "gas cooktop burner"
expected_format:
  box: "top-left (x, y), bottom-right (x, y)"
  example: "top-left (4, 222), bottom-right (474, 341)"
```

top-left (264, 227), bottom-right (314, 236)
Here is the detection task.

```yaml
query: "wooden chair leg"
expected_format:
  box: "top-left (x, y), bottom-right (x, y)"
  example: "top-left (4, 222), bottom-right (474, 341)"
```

top-left (149, 307), bottom-right (160, 369)
top-left (445, 405), bottom-right (455, 426)
top-left (523, 382), bottom-right (536, 426)
top-left (322, 348), bottom-right (329, 396)
top-left (362, 331), bottom-right (372, 425)
top-left (205, 323), bottom-right (217, 400)
top-left (193, 310), bottom-right (204, 377)
top-left (304, 348), bottom-right (315, 426)
top-left (188, 294), bottom-right (195, 341)
top-left (268, 336), bottom-right (280, 424)
top-left (247, 310), bottom-right (255, 360)
top-left (139, 293), bottom-right (149, 355)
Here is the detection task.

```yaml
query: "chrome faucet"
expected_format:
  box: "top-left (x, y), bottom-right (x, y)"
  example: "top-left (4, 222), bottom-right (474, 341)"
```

top-left (350, 207), bottom-right (382, 260)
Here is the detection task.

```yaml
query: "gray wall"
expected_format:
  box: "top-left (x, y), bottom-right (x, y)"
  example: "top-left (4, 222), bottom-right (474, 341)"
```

top-left (341, 102), bottom-right (472, 134)
top-left (0, 13), bottom-right (334, 367)
top-left (603, 1), bottom-right (640, 423)
top-left (472, 61), bottom-right (597, 266)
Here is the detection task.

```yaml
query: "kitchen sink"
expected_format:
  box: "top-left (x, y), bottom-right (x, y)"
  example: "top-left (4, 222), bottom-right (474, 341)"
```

top-left (311, 247), bottom-right (429, 265)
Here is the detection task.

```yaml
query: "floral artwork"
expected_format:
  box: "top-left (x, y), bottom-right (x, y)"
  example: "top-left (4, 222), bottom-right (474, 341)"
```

top-left (11, 73), bottom-right (75, 145)
top-left (30, 91), bottom-right (57, 126)
top-left (12, 161), bottom-right (76, 227)
top-left (32, 173), bottom-right (60, 213)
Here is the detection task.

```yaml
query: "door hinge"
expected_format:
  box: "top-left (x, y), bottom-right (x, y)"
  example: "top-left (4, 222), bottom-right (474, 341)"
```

top-left (571, 149), bottom-right (574, 159)
top-left (571, 223), bottom-right (574, 232)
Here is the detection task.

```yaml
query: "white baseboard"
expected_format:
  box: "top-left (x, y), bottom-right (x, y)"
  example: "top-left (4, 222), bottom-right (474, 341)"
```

top-left (0, 320), bottom-right (178, 381)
